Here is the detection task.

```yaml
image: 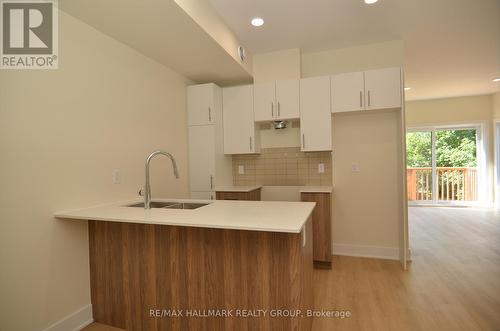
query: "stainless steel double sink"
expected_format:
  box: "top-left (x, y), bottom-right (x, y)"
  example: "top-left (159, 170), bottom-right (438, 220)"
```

top-left (126, 201), bottom-right (208, 210)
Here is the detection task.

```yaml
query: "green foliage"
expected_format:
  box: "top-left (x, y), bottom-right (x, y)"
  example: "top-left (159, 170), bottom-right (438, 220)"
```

top-left (406, 132), bottom-right (431, 167)
top-left (406, 129), bottom-right (477, 168)
top-left (435, 129), bottom-right (477, 167)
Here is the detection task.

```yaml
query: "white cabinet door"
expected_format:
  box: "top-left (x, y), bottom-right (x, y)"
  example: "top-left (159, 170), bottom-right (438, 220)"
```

top-left (187, 83), bottom-right (217, 126)
top-left (188, 126), bottom-right (215, 191)
top-left (275, 79), bottom-right (300, 120)
top-left (331, 71), bottom-right (365, 113)
top-left (190, 191), bottom-right (215, 200)
top-left (364, 67), bottom-right (402, 110)
top-left (300, 76), bottom-right (332, 152)
top-left (253, 82), bottom-right (275, 121)
top-left (223, 85), bottom-right (258, 154)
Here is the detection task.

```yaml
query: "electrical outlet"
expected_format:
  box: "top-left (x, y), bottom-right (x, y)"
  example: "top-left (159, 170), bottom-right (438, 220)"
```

top-left (318, 163), bottom-right (325, 174)
top-left (351, 162), bottom-right (360, 173)
top-left (112, 169), bottom-right (121, 184)
top-left (238, 165), bottom-right (245, 174)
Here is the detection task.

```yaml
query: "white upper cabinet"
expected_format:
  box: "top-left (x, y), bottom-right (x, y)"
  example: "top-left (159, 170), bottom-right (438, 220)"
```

top-left (253, 80), bottom-right (300, 122)
top-left (364, 67), bottom-right (402, 110)
top-left (223, 85), bottom-right (260, 154)
top-left (188, 125), bottom-right (216, 192)
top-left (275, 79), bottom-right (300, 120)
top-left (331, 71), bottom-right (365, 113)
top-left (187, 83), bottom-right (220, 126)
top-left (331, 67), bottom-right (402, 113)
top-left (300, 76), bottom-right (332, 152)
top-left (253, 82), bottom-right (275, 121)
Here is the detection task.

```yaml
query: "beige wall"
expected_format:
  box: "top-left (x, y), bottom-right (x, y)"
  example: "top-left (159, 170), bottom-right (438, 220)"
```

top-left (493, 92), bottom-right (500, 118)
top-left (405, 94), bottom-right (495, 203)
top-left (253, 48), bottom-right (301, 83)
top-left (331, 111), bottom-right (401, 248)
top-left (0, 11), bottom-right (190, 331)
top-left (406, 94), bottom-right (493, 126)
top-left (174, 0), bottom-right (253, 75)
top-left (302, 41), bottom-right (405, 256)
top-left (301, 40), bottom-right (404, 77)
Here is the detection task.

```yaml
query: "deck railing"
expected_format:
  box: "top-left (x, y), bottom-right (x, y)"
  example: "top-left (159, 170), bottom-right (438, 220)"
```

top-left (407, 167), bottom-right (477, 201)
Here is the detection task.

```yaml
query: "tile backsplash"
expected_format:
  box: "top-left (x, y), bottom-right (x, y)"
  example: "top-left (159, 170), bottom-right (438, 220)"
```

top-left (232, 147), bottom-right (332, 186)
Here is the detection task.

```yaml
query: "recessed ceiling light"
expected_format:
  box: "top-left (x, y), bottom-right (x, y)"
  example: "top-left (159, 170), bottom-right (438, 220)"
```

top-left (251, 17), bottom-right (264, 27)
top-left (493, 78), bottom-right (500, 82)
top-left (364, 0), bottom-right (378, 4)
top-left (404, 87), bottom-right (412, 91)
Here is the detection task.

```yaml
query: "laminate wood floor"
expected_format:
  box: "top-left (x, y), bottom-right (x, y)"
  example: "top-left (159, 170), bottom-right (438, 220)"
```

top-left (83, 207), bottom-right (500, 331)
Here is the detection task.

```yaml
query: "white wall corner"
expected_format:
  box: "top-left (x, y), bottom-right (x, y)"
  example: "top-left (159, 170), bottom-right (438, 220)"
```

top-left (332, 243), bottom-right (400, 260)
top-left (41, 304), bottom-right (93, 331)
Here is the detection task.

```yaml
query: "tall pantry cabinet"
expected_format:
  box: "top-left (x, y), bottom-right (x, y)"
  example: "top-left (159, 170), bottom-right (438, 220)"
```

top-left (187, 83), bottom-right (232, 200)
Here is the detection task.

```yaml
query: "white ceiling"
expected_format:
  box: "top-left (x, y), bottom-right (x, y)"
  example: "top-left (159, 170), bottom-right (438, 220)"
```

top-left (59, 0), bottom-right (252, 86)
top-left (207, 0), bottom-right (500, 100)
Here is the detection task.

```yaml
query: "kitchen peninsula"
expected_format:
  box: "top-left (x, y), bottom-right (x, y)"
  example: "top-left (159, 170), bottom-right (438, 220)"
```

top-left (55, 198), bottom-right (315, 331)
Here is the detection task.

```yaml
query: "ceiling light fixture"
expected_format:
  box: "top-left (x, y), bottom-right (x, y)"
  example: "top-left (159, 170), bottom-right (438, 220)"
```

top-left (364, 0), bottom-right (378, 4)
top-left (493, 78), bottom-right (500, 82)
top-left (404, 87), bottom-right (411, 91)
top-left (251, 17), bottom-right (264, 27)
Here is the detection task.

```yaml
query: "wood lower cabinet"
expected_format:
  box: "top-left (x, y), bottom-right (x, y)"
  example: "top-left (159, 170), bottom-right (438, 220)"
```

top-left (216, 188), bottom-right (261, 201)
top-left (88, 218), bottom-right (313, 331)
top-left (301, 192), bottom-right (332, 268)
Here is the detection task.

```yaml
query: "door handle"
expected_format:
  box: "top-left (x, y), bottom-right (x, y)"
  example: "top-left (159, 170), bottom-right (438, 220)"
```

top-left (208, 107), bottom-right (212, 122)
top-left (271, 102), bottom-right (274, 117)
top-left (302, 134), bottom-right (305, 149)
top-left (277, 101), bottom-right (281, 117)
top-left (210, 175), bottom-right (213, 189)
top-left (360, 91), bottom-right (363, 108)
top-left (249, 136), bottom-right (253, 151)
top-left (368, 91), bottom-right (371, 107)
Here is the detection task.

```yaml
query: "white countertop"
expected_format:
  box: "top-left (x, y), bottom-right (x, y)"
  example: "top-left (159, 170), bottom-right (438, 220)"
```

top-left (299, 186), bottom-right (333, 193)
top-left (54, 198), bottom-right (315, 234)
top-left (215, 185), bottom-right (332, 193)
top-left (215, 185), bottom-right (262, 192)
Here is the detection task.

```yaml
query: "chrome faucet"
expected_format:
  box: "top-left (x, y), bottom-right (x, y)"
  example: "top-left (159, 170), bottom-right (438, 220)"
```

top-left (144, 150), bottom-right (179, 209)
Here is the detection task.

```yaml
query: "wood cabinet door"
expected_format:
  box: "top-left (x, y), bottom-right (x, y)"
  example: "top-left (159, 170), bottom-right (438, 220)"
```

top-left (253, 82), bottom-right (276, 121)
top-left (301, 192), bottom-right (332, 266)
top-left (223, 85), bottom-right (257, 154)
top-left (331, 71), bottom-right (365, 113)
top-left (187, 83), bottom-right (217, 126)
top-left (275, 79), bottom-right (300, 120)
top-left (364, 67), bottom-right (402, 110)
top-left (188, 125), bottom-right (215, 191)
top-left (300, 76), bottom-right (332, 152)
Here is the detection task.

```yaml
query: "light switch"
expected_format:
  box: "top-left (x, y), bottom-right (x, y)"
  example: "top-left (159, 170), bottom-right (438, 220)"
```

top-left (318, 163), bottom-right (325, 174)
top-left (112, 169), bottom-right (121, 184)
top-left (351, 162), bottom-right (360, 173)
top-left (238, 165), bottom-right (245, 174)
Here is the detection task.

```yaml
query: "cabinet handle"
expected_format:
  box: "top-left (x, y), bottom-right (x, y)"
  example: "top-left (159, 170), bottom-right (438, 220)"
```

top-left (208, 107), bottom-right (212, 122)
top-left (249, 136), bottom-right (253, 151)
top-left (210, 175), bottom-right (213, 189)
top-left (302, 134), bottom-right (305, 149)
top-left (360, 91), bottom-right (363, 108)
top-left (278, 101), bottom-right (281, 117)
top-left (368, 91), bottom-right (371, 107)
top-left (271, 102), bottom-right (274, 117)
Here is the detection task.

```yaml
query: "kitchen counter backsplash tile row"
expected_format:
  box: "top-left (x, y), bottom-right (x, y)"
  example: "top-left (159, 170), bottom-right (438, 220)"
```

top-left (233, 147), bottom-right (332, 186)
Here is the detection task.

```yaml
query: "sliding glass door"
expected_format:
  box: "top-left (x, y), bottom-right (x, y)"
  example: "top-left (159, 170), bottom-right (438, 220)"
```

top-left (407, 127), bottom-right (479, 204)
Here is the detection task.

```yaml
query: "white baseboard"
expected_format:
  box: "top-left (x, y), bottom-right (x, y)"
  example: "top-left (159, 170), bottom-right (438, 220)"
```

top-left (332, 243), bottom-right (399, 260)
top-left (42, 304), bottom-right (93, 331)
